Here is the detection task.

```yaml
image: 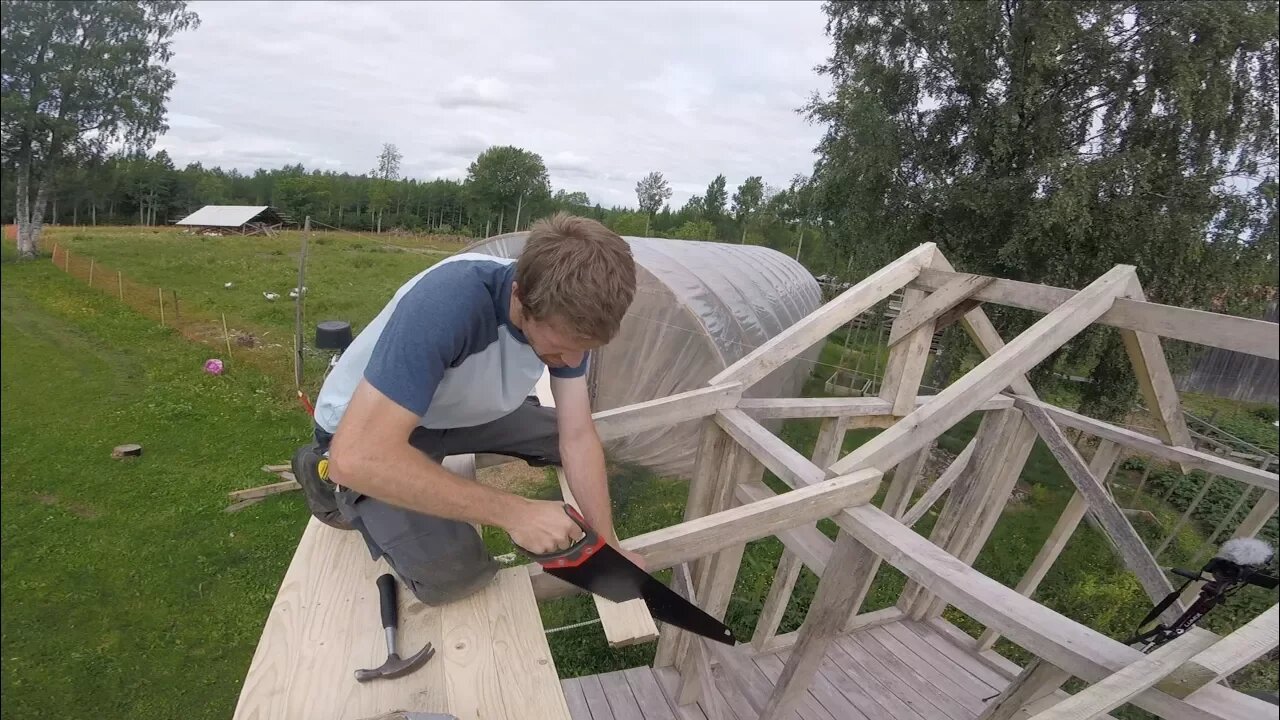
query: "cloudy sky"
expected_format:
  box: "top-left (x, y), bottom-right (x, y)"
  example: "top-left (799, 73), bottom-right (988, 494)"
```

top-left (156, 1), bottom-right (833, 208)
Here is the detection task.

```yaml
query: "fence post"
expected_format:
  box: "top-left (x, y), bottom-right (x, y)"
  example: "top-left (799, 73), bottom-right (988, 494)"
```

top-left (65, 249), bottom-right (71, 272)
top-left (222, 313), bottom-right (233, 359)
top-left (88, 259), bottom-right (95, 288)
top-left (118, 271), bottom-right (124, 301)
top-left (158, 287), bottom-right (165, 326)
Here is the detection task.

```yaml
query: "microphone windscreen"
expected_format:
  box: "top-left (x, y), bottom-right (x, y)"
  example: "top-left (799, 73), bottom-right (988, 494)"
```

top-left (1217, 537), bottom-right (1274, 567)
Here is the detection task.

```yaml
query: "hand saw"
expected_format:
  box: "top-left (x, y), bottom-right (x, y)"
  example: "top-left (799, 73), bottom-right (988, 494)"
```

top-left (519, 504), bottom-right (737, 646)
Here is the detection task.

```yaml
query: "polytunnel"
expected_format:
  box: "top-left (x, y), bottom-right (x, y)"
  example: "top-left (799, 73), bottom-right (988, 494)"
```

top-left (462, 233), bottom-right (823, 478)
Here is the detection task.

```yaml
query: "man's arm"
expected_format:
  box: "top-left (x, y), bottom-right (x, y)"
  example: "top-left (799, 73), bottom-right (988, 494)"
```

top-left (327, 378), bottom-right (584, 554)
top-left (551, 374), bottom-right (617, 543)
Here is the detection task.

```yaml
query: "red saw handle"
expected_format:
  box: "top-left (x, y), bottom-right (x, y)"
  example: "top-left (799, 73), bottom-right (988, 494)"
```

top-left (518, 504), bottom-right (607, 569)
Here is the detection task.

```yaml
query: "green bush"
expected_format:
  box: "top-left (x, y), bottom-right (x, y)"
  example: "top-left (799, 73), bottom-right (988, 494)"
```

top-left (1251, 405), bottom-right (1279, 424)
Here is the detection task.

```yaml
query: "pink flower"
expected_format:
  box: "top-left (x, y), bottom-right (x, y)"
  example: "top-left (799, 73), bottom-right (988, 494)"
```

top-left (204, 358), bottom-right (225, 375)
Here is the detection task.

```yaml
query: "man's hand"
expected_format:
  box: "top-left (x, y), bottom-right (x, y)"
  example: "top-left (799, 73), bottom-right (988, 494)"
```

top-left (505, 499), bottom-right (587, 555)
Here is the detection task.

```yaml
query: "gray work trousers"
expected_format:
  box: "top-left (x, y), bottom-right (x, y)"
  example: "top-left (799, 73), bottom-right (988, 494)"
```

top-left (317, 397), bottom-right (559, 606)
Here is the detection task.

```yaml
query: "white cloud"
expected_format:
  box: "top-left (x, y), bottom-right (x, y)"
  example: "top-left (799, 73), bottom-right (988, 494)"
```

top-left (161, 0), bottom-right (833, 207)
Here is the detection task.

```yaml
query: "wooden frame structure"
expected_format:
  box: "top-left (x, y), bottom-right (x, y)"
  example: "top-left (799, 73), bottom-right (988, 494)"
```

top-left (527, 243), bottom-right (1279, 720)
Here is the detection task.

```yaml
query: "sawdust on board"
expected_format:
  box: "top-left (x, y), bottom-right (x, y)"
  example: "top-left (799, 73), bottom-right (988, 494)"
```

top-left (476, 461), bottom-right (548, 494)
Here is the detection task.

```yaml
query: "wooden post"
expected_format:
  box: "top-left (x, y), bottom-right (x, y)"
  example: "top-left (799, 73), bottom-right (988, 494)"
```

top-left (222, 313), bottom-right (234, 359)
top-left (117, 271), bottom-right (123, 301)
top-left (88, 259), bottom-right (95, 287)
top-left (171, 289), bottom-right (180, 325)
top-left (65, 249), bottom-right (71, 272)
top-left (158, 287), bottom-right (165, 326)
top-left (1154, 473), bottom-right (1219, 558)
top-left (295, 217), bottom-right (310, 390)
top-left (977, 659), bottom-right (1073, 720)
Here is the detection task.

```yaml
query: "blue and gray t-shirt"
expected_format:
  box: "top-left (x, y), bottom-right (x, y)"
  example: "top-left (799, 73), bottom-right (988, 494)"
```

top-left (313, 253), bottom-right (588, 433)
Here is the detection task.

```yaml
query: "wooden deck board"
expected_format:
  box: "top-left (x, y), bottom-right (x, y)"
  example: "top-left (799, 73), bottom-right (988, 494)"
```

top-left (865, 625), bottom-right (990, 712)
top-left (763, 651), bottom-right (872, 720)
top-left (820, 640), bottom-right (928, 720)
top-left (564, 677), bottom-right (593, 720)
top-left (884, 620), bottom-right (1002, 694)
top-left (654, 667), bottom-right (716, 720)
top-left (912, 619), bottom-right (1013, 689)
top-left (749, 652), bottom-right (839, 720)
top-left (581, 673), bottom-right (618, 720)
top-left (624, 667), bottom-right (679, 720)
top-left (599, 670), bottom-right (646, 720)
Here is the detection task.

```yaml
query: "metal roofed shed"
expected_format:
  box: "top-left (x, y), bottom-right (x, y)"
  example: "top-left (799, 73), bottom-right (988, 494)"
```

top-left (175, 205), bottom-right (294, 236)
top-left (463, 232), bottom-right (823, 478)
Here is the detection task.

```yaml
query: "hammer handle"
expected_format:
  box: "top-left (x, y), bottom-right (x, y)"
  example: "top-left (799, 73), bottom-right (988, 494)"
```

top-left (377, 573), bottom-right (398, 630)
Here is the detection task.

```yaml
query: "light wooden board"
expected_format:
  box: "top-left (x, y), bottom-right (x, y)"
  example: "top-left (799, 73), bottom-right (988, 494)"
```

top-left (714, 408), bottom-right (827, 487)
top-left (888, 273), bottom-right (995, 346)
top-left (1157, 603), bottom-right (1280, 699)
top-left (232, 518), bottom-right (448, 719)
top-left (734, 395), bottom-right (1013, 419)
top-left (880, 287), bottom-right (935, 415)
top-left (1011, 397), bottom-right (1279, 493)
top-left (709, 242), bottom-right (936, 389)
top-left (1117, 279), bottom-right (1194, 451)
top-left (901, 439), bottom-right (976, 527)
top-left (1022, 404), bottom-right (1182, 621)
top-left (820, 635), bottom-right (928, 720)
top-left (910, 267), bottom-right (1280, 360)
top-left (593, 383), bottom-right (743, 443)
top-left (831, 265), bottom-right (1132, 475)
top-left (835, 503), bottom-right (1276, 720)
top-left (1026, 628), bottom-right (1218, 720)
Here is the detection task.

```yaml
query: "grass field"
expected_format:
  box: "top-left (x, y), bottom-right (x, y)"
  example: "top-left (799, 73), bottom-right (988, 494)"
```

top-left (4, 227), bottom-right (1277, 718)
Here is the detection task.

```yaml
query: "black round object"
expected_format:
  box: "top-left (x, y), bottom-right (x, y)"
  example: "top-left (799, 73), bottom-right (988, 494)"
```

top-left (316, 320), bottom-right (353, 351)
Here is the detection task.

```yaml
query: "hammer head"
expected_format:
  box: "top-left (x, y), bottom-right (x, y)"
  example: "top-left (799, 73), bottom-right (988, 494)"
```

top-left (354, 642), bottom-right (435, 682)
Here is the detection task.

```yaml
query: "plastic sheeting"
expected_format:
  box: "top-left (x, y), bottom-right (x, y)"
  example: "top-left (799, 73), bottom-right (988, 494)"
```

top-left (463, 233), bottom-right (822, 478)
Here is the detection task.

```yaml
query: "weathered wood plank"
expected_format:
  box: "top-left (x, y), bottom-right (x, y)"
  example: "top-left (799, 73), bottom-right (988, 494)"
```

top-left (757, 608), bottom-right (904, 656)
top-left (735, 395), bottom-right (1013, 419)
top-left (709, 243), bottom-right (935, 389)
top-left (820, 635), bottom-right (927, 720)
top-left (752, 550), bottom-right (803, 653)
top-left (832, 266), bottom-right (1132, 475)
top-left (836, 503), bottom-right (1272, 720)
top-left (715, 408), bottom-right (828, 487)
top-left (624, 667), bottom-right (679, 720)
top-left (880, 287), bottom-right (935, 415)
top-left (977, 659), bottom-right (1073, 720)
top-left (1157, 604), bottom-right (1279, 699)
top-left (841, 631), bottom-right (972, 720)
top-left (581, 673), bottom-right (618, 720)
top-left (910, 267), bottom-right (1280, 360)
top-left (593, 384), bottom-right (744, 443)
top-left (1118, 279), bottom-right (1194, 451)
top-left (882, 621), bottom-right (1001, 695)
top-left (901, 439), bottom-right (977, 527)
top-left (653, 667), bottom-right (716, 720)
top-left (599, 670), bottom-right (646, 720)
top-left (865, 625), bottom-right (988, 714)
top-left (889, 273), bottom-right (995, 346)
top-left (1012, 396), bottom-right (1279, 494)
top-left (1026, 628), bottom-right (1218, 720)
top-left (756, 652), bottom-right (867, 720)
top-left (907, 620), bottom-right (1012, 690)
top-left (562, 677), bottom-right (592, 720)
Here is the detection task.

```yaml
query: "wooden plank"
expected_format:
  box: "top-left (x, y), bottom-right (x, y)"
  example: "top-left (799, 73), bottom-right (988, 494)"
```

top-left (910, 268), bottom-right (1280, 360)
top-left (931, 252), bottom-right (1037, 399)
top-left (599, 670), bottom-right (645, 720)
top-left (734, 479), bottom-right (833, 574)
top-left (836, 504), bottom-right (1274, 720)
top-left (592, 383), bottom-right (744, 443)
top-left (977, 441), bottom-right (1122, 652)
top-left (653, 667), bottom-right (715, 720)
top-left (736, 395), bottom-right (1014, 419)
top-left (563, 678), bottom-right (593, 720)
top-left (1012, 396), bottom-right (1279, 494)
top-left (881, 621), bottom-right (1001, 695)
top-left (882, 442), bottom-right (931, 519)
top-left (907, 621), bottom-right (1012, 690)
top-left (889, 273), bottom-right (995, 346)
top-left (1027, 628), bottom-right (1219, 720)
top-left (1157, 604), bottom-right (1280, 699)
top-left (864, 625), bottom-right (989, 713)
top-left (831, 266), bottom-right (1132, 475)
top-left (820, 635), bottom-right (928, 720)
top-left (623, 667), bottom-right (680, 720)
top-left (581, 673), bottom-right (617, 720)
top-left (901, 439), bottom-right (977, 527)
top-left (840, 631), bottom-right (971, 720)
top-left (228, 478), bottom-right (301, 501)
top-left (752, 550), bottom-right (803, 653)
top-left (810, 416), bottom-right (851, 470)
top-left (709, 243), bottom-right (936, 389)
top-left (977, 659), bottom-right (1073, 720)
top-left (880, 287), bottom-right (935, 416)
top-left (1022, 404), bottom-right (1183, 620)
top-left (715, 408), bottom-right (827, 487)
top-left (1118, 279), bottom-right (1193, 450)
top-left (1232, 490), bottom-right (1279, 539)
top-left (758, 608), bottom-right (904, 656)
top-left (758, 533), bottom-right (881, 720)
top-left (756, 652), bottom-right (867, 720)
top-left (232, 518), bottom-right (451, 719)
top-left (849, 625), bottom-right (977, 712)
top-left (440, 567), bottom-right (572, 720)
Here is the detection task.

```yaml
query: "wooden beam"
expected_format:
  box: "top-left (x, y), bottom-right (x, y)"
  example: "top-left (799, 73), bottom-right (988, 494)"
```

top-left (880, 287), bottom-right (935, 415)
top-left (593, 383), bottom-right (743, 442)
top-left (910, 268), bottom-right (1280, 360)
top-left (1118, 278), bottom-right (1194, 452)
top-left (835, 504), bottom-right (1272, 720)
top-left (889, 273), bottom-right (995, 346)
top-left (1026, 628), bottom-right (1219, 720)
top-left (754, 607), bottom-right (904, 656)
top-left (758, 532), bottom-right (881, 720)
top-left (735, 394), bottom-right (1013, 419)
top-left (734, 479), bottom-right (833, 573)
top-left (709, 242), bottom-right (936, 389)
top-left (976, 659), bottom-right (1073, 720)
top-left (1232, 490), bottom-right (1279, 540)
top-left (670, 564), bottom-right (730, 718)
top-left (977, 441), bottom-right (1122, 652)
top-left (902, 439), bottom-right (977, 526)
top-left (750, 550), bottom-right (802, 653)
top-left (714, 408), bottom-right (827, 487)
top-left (1011, 396), bottom-right (1280, 494)
top-left (1022, 404), bottom-right (1183, 621)
top-left (1157, 604), bottom-right (1279, 699)
top-left (831, 265), bottom-right (1132, 475)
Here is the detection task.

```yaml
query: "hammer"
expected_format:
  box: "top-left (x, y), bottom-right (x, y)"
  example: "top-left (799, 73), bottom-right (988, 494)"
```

top-left (355, 573), bottom-right (435, 682)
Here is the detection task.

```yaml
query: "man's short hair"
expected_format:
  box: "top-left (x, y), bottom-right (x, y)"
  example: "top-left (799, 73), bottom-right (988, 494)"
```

top-left (515, 212), bottom-right (636, 343)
